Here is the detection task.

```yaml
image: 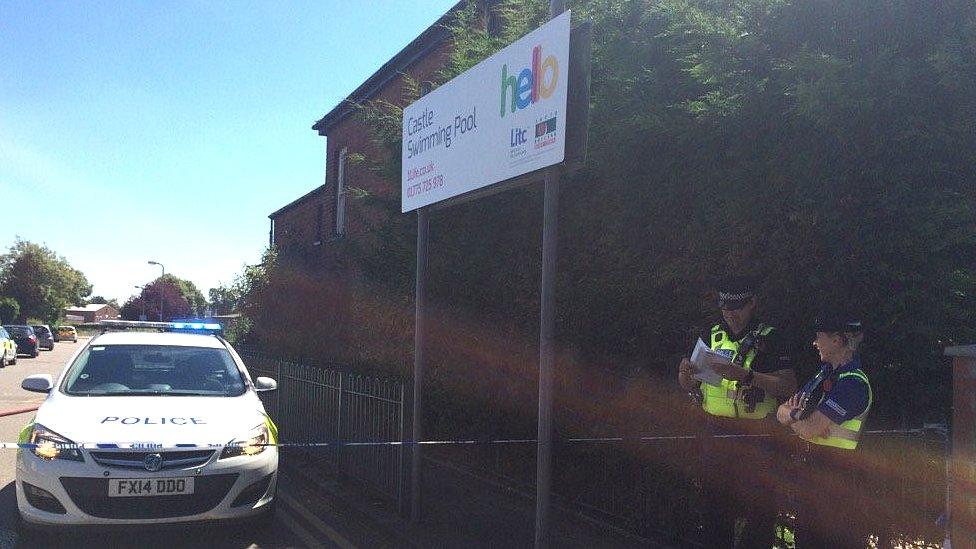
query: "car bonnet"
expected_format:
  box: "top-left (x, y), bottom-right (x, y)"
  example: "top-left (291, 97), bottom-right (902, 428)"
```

top-left (33, 392), bottom-right (270, 448)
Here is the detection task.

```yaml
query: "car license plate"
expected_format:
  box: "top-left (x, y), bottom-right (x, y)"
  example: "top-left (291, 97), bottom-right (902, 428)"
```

top-left (108, 477), bottom-right (194, 497)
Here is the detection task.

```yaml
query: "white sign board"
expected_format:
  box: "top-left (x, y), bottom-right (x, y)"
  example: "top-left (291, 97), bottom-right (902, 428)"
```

top-left (401, 11), bottom-right (570, 212)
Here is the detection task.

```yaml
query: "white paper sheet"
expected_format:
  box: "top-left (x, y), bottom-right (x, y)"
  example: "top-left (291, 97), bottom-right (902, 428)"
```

top-left (689, 338), bottom-right (730, 387)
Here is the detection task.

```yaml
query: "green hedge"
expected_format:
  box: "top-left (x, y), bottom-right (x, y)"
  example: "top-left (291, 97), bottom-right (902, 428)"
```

top-left (254, 0), bottom-right (976, 431)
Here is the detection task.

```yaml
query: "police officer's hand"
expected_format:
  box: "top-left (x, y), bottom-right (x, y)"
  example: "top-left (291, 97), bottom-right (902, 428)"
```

top-left (777, 393), bottom-right (802, 425)
top-left (707, 356), bottom-right (747, 382)
top-left (678, 358), bottom-right (698, 390)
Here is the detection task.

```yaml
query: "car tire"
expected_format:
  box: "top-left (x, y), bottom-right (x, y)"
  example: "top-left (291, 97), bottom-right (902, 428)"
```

top-left (10, 354), bottom-right (15, 365)
top-left (30, 349), bottom-right (38, 358)
top-left (0, 351), bottom-right (6, 368)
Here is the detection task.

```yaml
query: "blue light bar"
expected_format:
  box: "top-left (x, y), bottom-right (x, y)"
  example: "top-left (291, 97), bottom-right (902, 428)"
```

top-left (171, 321), bottom-right (222, 331)
top-left (99, 320), bottom-right (222, 333)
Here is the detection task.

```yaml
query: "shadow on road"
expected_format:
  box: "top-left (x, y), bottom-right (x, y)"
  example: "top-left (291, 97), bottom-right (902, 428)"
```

top-left (0, 480), bottom-right (294, 548)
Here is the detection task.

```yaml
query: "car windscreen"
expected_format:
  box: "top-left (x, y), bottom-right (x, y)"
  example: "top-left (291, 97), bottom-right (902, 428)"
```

top-left (3, 326), bottom-right (32, 337)
top-left (31, 326), bottom-right (50, 335)
top-left (63, 344), bottom-right (247, 397)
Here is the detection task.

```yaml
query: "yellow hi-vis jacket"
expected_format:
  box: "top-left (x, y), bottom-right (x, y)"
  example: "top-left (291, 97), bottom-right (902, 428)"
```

top-left (806, 369), bottom-right (872, 450)
top-left (701, 323), bottom-right (778, 419)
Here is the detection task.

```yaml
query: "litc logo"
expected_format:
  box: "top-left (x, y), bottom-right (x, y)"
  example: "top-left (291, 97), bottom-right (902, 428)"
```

top-left (500, 45), bottom-right (559, 118)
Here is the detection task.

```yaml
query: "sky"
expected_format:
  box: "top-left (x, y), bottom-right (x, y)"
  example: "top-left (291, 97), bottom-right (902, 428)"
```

top-left (0, 0), bottom-right (457, 303)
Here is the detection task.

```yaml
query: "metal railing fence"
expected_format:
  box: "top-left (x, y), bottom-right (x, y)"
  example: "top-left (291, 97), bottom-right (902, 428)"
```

top-left (466, 428), bottom-right (949, 547)
top-left (236, 346), bottom-right (946, 545)
top-left (239, 351), bottom-right (405, 508)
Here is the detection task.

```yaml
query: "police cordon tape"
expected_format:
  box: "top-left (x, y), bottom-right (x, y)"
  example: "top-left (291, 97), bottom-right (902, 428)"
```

top-left (0, 405), bottom-right (41, 418)
top-left (1, 428), bottom-right (930, 451)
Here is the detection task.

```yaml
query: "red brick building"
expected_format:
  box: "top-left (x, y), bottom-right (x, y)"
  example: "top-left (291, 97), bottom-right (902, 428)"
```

top-left (269, 2), bottom-right (499, 264)
top-left (64, 304), bottom-right (120, 323)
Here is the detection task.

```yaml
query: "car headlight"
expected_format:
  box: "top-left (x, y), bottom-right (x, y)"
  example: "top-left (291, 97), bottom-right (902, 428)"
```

top-left (219, 424), bottom-right (269, 459)
top-left (29, 424), bottom-right (84, 462)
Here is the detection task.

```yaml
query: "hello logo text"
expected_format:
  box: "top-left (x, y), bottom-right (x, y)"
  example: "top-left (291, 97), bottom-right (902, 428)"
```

top-left (500, 45), bottom-right (559, 118)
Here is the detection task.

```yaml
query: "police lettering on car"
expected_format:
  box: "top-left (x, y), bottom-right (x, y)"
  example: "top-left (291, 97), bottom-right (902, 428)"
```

top-left (101, 417), bottom-right (207, 425)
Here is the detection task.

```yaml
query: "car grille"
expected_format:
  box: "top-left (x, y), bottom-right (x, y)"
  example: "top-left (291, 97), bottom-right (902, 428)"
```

top-left (90, 450), bottom-right (215, 471)
top-left (59, 474), bottom-right (238, 519)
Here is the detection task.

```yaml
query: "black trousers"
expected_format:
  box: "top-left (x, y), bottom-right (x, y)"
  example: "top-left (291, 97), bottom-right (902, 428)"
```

top-left (789, 443), bottom-right (874, 548)
top-left (694, 416), bottom-right (790, 548)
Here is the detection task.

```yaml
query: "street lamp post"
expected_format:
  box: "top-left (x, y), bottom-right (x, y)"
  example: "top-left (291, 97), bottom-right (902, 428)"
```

top-left (134, 285), bottom-right (147, 320)
top-left (147, 261), bottom-right (165, 321)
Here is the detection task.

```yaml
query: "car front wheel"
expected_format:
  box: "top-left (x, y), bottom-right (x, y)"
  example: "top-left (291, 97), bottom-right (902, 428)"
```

top-left (0, 351), bottom-right (6, 368)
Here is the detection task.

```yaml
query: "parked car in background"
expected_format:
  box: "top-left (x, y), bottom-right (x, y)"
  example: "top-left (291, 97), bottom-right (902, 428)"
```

top-left (2, 326), bottom-right (39, 358)
top-left (31, 325), bottom-right (55, 351)
top-left (57, 326), bottom-right (78, 343)
top-left (0, 326), bottom-right (17, 367)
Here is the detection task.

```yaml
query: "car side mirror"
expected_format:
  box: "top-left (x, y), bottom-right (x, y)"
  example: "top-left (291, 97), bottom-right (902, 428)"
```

top-left (254, 377), bottom-right (277, 392)
top-left (22, 374), bottom-right (54, 393)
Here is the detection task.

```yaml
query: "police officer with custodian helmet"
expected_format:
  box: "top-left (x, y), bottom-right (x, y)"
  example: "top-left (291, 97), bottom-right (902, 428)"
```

top-left (677, 276), bottom-right (797, 547)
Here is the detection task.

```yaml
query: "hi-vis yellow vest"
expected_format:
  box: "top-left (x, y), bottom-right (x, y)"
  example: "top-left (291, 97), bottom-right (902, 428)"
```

top-left (807, 369), bottom-right (872, 450)
top-left (701, 324), bottom-right (778, 419)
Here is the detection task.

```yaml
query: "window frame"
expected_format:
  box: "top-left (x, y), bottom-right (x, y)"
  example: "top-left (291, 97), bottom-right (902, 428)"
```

top-left (335, 146), bottom-right (348, 236)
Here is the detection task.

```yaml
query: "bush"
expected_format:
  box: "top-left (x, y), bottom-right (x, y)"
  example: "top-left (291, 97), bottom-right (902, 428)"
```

top-left (255, 0), bottom-right (976, 432)
top-left (0, 297), bottom-right (19, 324)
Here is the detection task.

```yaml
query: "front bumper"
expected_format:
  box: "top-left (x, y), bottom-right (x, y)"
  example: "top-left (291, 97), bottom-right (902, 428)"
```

top-left (16, 446), bottom-right (277, 527)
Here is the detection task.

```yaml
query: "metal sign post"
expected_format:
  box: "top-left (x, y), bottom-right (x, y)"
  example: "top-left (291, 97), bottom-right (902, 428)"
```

top-left (535, 4), bottom-right (565, 546)
top-left (411, 207), bottom-right (429, 522)
top-left (535, 165), bottom-right (561, 548)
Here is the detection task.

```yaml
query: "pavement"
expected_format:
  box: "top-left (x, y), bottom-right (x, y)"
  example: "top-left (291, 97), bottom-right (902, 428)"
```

top-left (285, 446), bottom-right (659, 548)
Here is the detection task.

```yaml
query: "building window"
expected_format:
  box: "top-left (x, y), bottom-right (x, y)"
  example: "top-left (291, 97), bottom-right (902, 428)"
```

top-left (336, 147), bottom-right (348, 236)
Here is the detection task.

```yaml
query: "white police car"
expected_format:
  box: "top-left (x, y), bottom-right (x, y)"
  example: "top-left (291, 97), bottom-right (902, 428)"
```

top-left (16, 321), bottom-right (279, 531)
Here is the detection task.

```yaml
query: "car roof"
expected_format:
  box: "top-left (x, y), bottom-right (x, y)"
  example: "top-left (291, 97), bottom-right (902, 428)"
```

top-left (89, 331), bottom-right (227, 349)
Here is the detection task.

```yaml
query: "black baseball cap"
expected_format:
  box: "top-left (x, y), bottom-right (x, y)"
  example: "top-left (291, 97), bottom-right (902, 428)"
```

top-left (715, 276), bottom-right (757, 309)
top-left (813, 311), bottom-right (863, 333)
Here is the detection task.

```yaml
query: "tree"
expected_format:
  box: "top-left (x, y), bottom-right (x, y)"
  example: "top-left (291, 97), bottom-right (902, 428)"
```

top-left (159, 274), bottom-right (207, 316)
top-left (87, 295), bottom-right (120, 310)
top-left (0, 297), bottom-right (19, 324)
top-left (0, 238), bottom-right (92, 324)
top-left (221, 248), bottom-right (277, 343)
top-left (208, 284), bottom-right (240, 315)
top-left (120, 279), bottom-right (191, 321)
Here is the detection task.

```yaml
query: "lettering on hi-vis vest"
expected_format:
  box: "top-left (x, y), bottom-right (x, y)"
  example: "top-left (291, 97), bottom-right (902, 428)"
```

top-left (500, 45), bottom-right (558, 117)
